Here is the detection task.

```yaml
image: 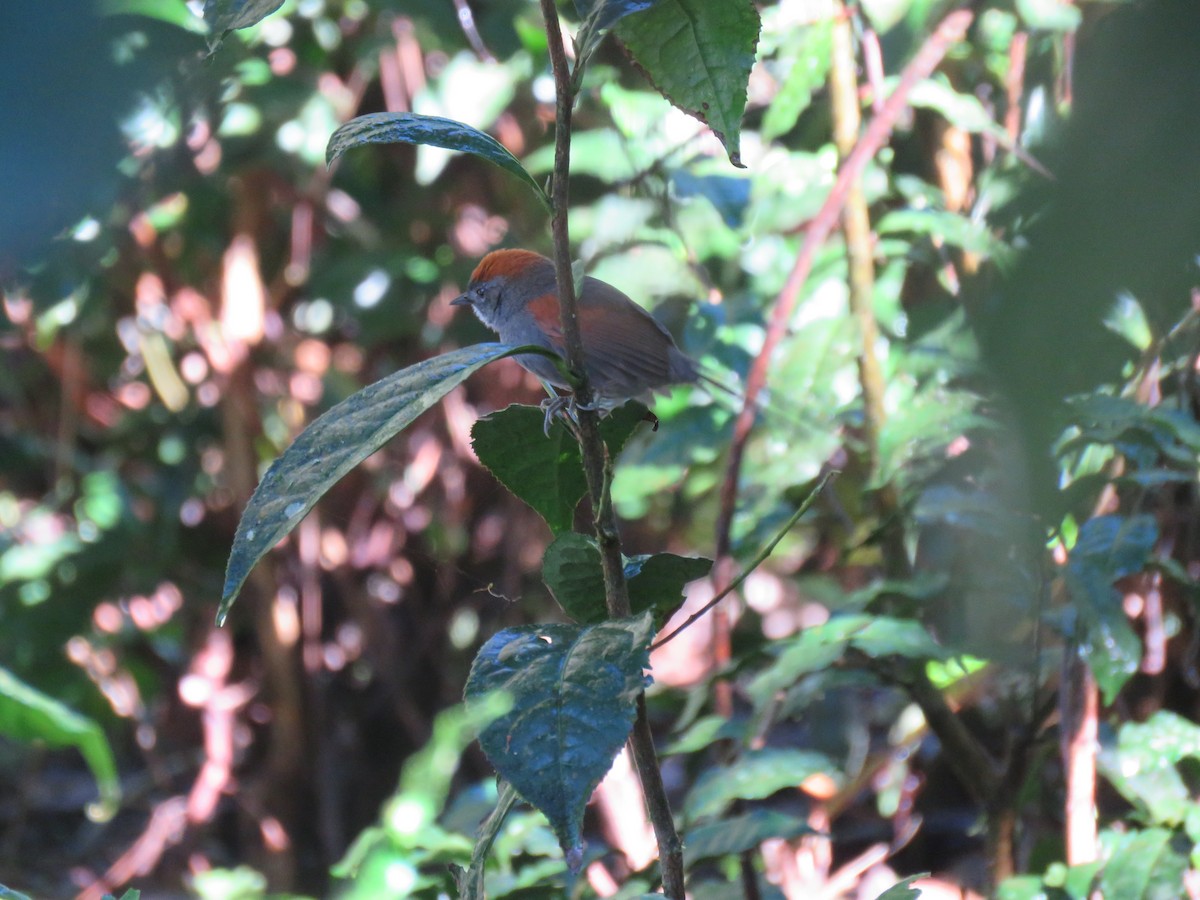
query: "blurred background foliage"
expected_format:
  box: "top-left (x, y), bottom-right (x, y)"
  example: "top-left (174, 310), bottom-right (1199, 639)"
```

top-left (3, 0), bottom-right (1200, 897)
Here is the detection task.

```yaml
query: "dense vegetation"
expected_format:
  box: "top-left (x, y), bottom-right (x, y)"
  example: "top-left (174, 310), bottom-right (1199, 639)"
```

top-left (3, 1), bottom-right (1200, 898)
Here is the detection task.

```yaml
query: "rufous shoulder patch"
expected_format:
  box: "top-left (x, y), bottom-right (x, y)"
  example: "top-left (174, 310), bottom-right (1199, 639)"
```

top-left (526, 292), bottom-right (564, 339)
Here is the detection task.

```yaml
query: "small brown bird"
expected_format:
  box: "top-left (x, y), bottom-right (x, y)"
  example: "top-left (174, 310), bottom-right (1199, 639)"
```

top-left (451, 249), bottom-right (702, 414)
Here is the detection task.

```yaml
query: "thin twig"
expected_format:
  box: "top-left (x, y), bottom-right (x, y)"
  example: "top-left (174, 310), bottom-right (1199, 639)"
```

top-left (653, 470), bottom-right (838, 651)
top-left (537, 2), bottom-right (684, 895)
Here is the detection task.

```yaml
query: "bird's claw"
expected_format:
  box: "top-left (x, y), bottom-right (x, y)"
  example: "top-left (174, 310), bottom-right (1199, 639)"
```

top-left (539, 394), bottom-right (577, 437)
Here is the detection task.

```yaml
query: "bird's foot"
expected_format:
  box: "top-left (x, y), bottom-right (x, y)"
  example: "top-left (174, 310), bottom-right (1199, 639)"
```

top-left (539, 394), bottom-right (579, 438)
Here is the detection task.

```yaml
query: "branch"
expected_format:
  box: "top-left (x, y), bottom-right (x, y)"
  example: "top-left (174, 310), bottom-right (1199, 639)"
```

top-left (713, 7), bottom-right (977, 564)
top-left (537, 2), bottom-right (684, 895)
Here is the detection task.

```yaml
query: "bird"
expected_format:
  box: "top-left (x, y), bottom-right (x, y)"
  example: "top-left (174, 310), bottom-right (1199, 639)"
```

top-left (451, 249), bottom-right (705, 429)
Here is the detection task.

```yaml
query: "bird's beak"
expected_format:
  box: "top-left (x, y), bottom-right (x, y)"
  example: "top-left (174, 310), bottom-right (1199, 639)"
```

top-left (450, 291), bottom-right (472, 308)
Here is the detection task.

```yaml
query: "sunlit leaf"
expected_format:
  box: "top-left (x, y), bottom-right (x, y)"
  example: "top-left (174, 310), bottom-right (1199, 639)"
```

top-left (1015, 0), bottom-right (1082, 32)
top-left (877, 208), bottom-right (1003, 257)
top-left (761, 20), bottom-right (833, 141)
top-left (684, 748), bottom-right (839, 823)
top-left (221, 344), bottom-right (554, 623)
top-left (102, 0), bottom-right (207, 32)
top-left (464, 613), bottom-right (654, 859)
top-left (327, 113), bottom-right (551, 212)
top-left (859, 0), bottom-right (916, 34)
top-left (524, 129), bottom-right (639, 182)
top-left (0, 666), bottom-right (120, 822)
top-left (203, 0), bottom-right (283, 34)
top-left (661, 714), bottom-right (746, 756)
top-left (616, 0), bottom-right (761, 167)
top-left (1099, 711), bottom-right (1200, 827)
top-left (333, 694), bottom-right (511, 883)
top-left (1098, 827), bottom-right (1187, 900)
top-left (189, 868), bottom-right (266, 899)
top-left (907, 76), bottom-right (1009, 141)
top-left (460, 781), bottom-right (520, 900)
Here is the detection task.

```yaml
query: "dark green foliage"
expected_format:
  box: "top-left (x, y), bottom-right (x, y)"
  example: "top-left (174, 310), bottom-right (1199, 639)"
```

top-left (327, 113), bottom-right (552, 211)
top-left (542, 530), bottom-right (711, 624)
top-left (464, 614), bottom-right (654, 857)
top-left (615, 0), bottom-right (760, 166)
top-left (5, 0), bottom-right (1198, 897)
top-left (470, 403), bottom-right (646, 533)
top-left (221, 343), bottom-right (539, 620)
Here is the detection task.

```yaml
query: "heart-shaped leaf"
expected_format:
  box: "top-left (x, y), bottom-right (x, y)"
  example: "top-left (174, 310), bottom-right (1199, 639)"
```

top-left (542, 532), bottom-right (711, 624)
top-left (616, 0), bottom-right (760, 167)
top-left (464, 613), bottom-right (655, 859)
top-left (471, 403), bottom-right (646, 534)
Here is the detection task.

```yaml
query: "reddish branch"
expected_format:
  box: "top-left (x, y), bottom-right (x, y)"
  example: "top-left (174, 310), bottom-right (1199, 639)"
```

top-left (714, 8), bottom-right (977, 565)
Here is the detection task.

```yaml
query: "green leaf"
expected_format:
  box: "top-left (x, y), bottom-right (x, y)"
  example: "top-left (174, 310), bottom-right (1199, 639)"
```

top-left (873, 875), bottom-right (927, 899)
top-left (221, 344), bottom-right (548, 623)
top-left (1064, 394), bottom-right (1200, 471)
top-left (627, 552), bottom-right (712, 624)
top-left (761, 20), bottom-right (833, 141)
top-left (1066, 514), bottom-right (1157, 702)
top-left (542, 532), bottom-right (607, 620)
top-left (102, 0), bottom-right (207, 32)
top-left (326, 113), bottom-right (551, 212)
top-left (684, 810), bottom-right (815, 863)
top-left (542, 532), bottom-right (712, 624)
top-left (464, 613), bottom-right (655, 858)
top-left (616, 0), bottom-right (761, 167)
top-left (747, 615), bottom-right (947, 707)
top-left (876, 208), bottom-right (1003, 257)
top-left (859, 0), bottom-right (916, 33)
top-left (684, 748), bottom-right (839, 823)
top-left (1015, 0), bottom-right (1082, 32)
top-left (333, 694), bottom-right (511, 881)
top-left (524, 129), bottom-right (639, 182)
top-left (1099, 711), bottom-right (1200, 827)
top-left (907, 76), bottom-right (1009, 141)
top-left (461, 781), bottom-right (520, 900)
top-left (471, 403), bottom-right (646, 534)
top-left (1098, 828), bottom-right (1187, 900)
top-left (661, 713), bottom-right (746, 756)
top-left (0, 666), bottom-right (120, 822)
top-left (203, 0), bottom-right (283, 33)
top-left (0, 885), bottom-right (34, 900)
top-left (575, 0), bottom-right (658, 74)
top-left (189, 867), bottom-right (266, 899)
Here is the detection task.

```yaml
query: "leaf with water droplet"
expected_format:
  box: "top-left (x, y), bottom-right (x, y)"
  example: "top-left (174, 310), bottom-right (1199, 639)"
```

top-left (220, 343), bottom-right (558, 624)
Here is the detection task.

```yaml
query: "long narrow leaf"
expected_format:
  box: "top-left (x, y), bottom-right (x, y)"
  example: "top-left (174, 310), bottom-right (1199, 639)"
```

top-left (220, 343), bottom-right (553, 623)
top-left (327, 113), bottom-right (551, 212)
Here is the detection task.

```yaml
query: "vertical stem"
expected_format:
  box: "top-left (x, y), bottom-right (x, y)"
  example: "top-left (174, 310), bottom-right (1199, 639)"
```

top-left (830, 5), bottom-right (1011, 887)
top-left (1064, 656), bottom-right (1099, 864)
top-left (537, 3), bottom-right (684, 895)
top-left (829, 2), bottom-right (907, 576)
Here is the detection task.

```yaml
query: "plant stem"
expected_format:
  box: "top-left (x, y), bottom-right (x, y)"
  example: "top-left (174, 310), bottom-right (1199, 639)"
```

top-left (829, 2), bottom-right (909, 580)
top-left (829, 5), bottom-right (1012, 885)
top-left (537, 2), bottom-right (684, 895)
